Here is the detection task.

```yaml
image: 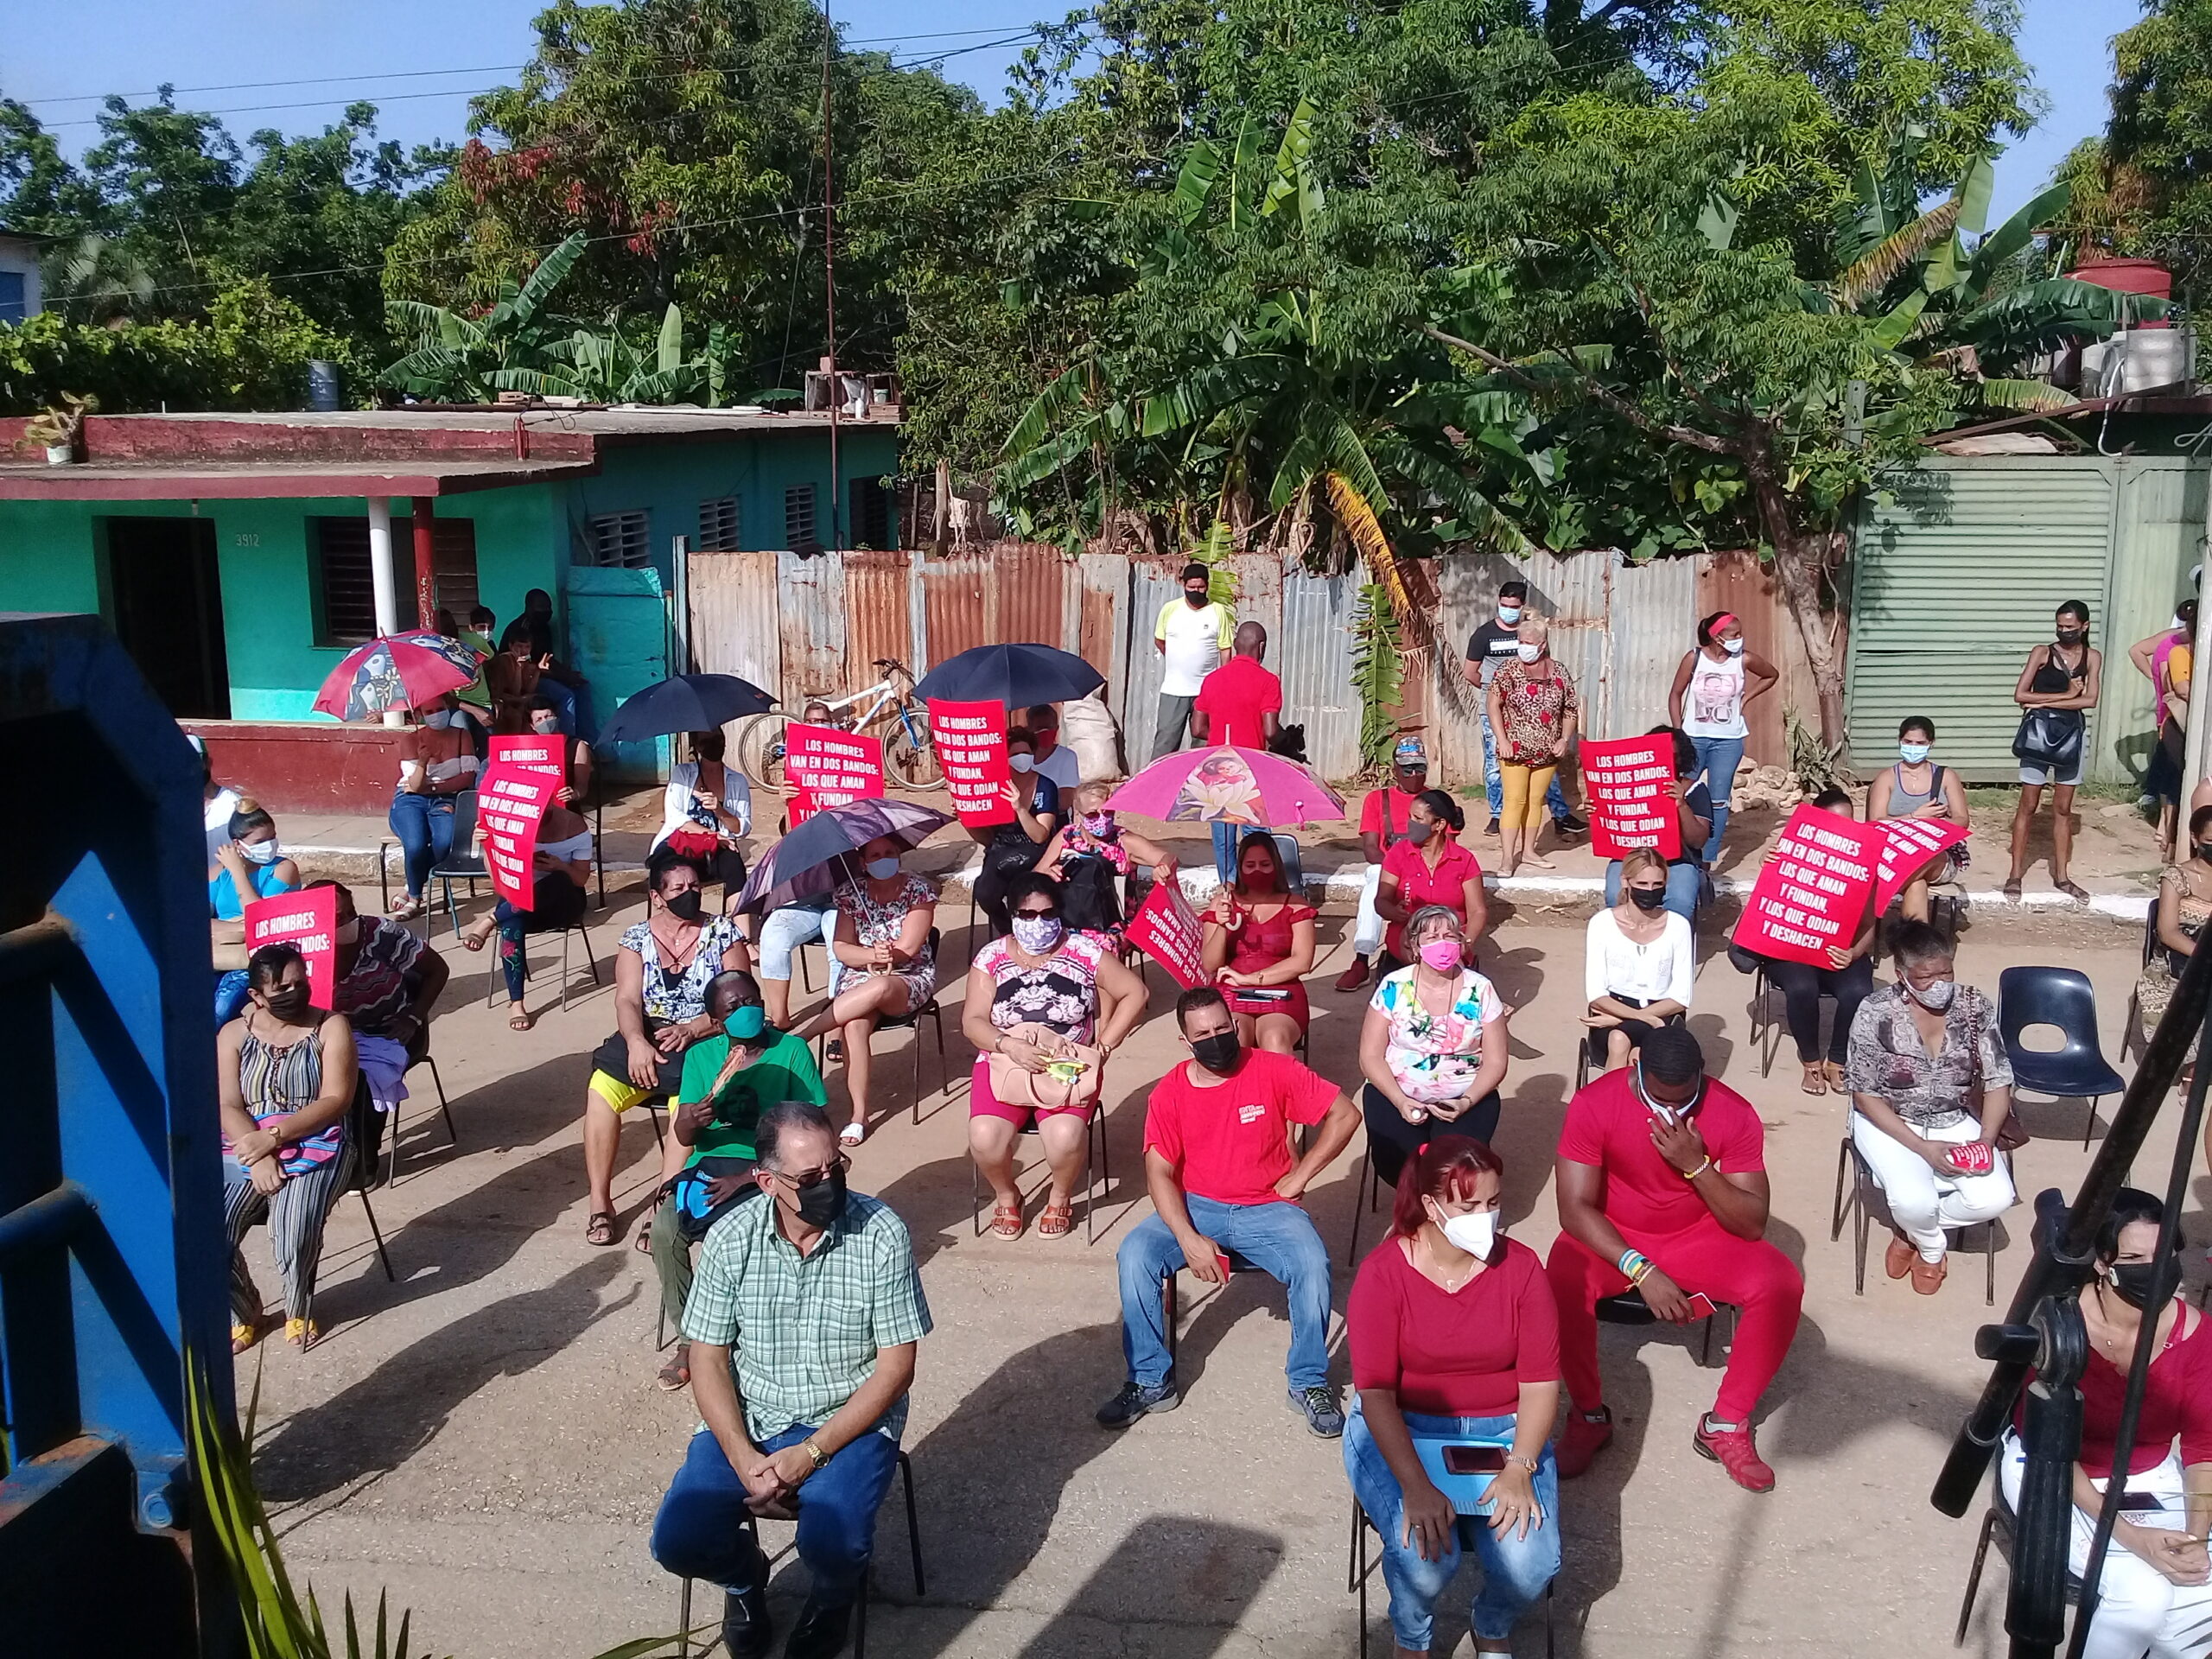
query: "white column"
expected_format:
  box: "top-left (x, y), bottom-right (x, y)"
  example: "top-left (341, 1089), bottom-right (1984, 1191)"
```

top-left (367, 496), bottom-right (406, 728)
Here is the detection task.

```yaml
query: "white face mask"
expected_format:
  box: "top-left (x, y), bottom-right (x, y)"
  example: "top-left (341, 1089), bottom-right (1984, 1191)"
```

top-left (1440, 1209), bottom-right (1500, 1258)
top-left (1908, 976), bottom-right (1957, 1012)
top-left (1723, 638), bottom-right (1745, 656)
top-left (1515, 641), bottom-right (1542, 663)
top-left (240, 838), bottom-right (279, 866)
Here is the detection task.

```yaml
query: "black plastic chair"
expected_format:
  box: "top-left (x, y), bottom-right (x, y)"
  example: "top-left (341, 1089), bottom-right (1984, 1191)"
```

top-left (384, 1048), bottom-right (458, 1188)
top-left (1954, 1462), bottom-right (2079, 1646)
top-left (675, 1448), bottom-right (923, 1659)
top-left (481, 917), bottom-right (602, 1013)
top-left (1163, 1249), bottom-right (1265, 1366)
top-left (428, 789), bottom-right (489, 937)
top-left (1727, 942), bottom-right (1787, 1078)
top-left (1829, 1103), bottom-right (2005, 1306)
top-left (1998, 965), bottom-right (2126, 1148)
top-left (814, 930), bottom-right (950, 1122)
top-left (1351, 1499), bottom-right (1554, 1658)
top-left (1593, 1287), bottom-right (1732, 1367)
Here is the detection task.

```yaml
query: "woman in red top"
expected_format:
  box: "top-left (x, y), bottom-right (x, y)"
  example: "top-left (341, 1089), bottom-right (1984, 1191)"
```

top-left (1375, 791), bottom-right (1488, 975)
top-left (1201, 831), bottom-right (1317, 1053)
top-left (1999, 1188), bottom-right (2212, 1659)
top-left (1344, 1137), bottom-right (1560, 1658)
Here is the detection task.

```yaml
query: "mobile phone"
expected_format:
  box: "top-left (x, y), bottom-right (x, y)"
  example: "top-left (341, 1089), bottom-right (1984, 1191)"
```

top-left (1442, 1444), bottom-right (1510, 1476)
top-left (1684, 1292), bottom-right (1718, 1319)
top-left (1214, 1252), bottom-right (1235, 1281)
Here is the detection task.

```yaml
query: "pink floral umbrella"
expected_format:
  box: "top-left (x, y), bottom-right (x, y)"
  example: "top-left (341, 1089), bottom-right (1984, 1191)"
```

top-left (1107, 746), bottom-right (1347, 826)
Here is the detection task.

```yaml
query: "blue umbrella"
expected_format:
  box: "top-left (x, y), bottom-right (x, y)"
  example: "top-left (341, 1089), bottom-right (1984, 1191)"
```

top-left (733, 798), bottom-right (952, 915)
top-left (911, 643), bottom-right (1103, 708)
top-left (597, 673), bottom-right (776, 744)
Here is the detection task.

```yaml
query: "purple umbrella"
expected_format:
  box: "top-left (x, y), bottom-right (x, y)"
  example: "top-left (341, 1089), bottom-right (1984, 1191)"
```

top-left (732, 798), bottom-right (953, 915)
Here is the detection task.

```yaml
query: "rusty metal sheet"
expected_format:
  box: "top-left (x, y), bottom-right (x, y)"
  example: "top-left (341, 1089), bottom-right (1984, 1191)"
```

top-left (993, 543), bottom-right (1069, 649)
top-left (922, 554), bottom-right (990, 669)
top-left (842, 548), bottom-right (914, 685)
top-left (1697, 550), bottom-right (1790, 766)
top-left (687, 548), bottom-right (779, 696)
top-left (1077, 552), bottom-right (1128, 715)
top-left (1123, 559), bottom-right (1178, 753)
top-left (1608, 554), bottom-right (1699, 741)
top-left (778, 550), bottom-right (848, 702)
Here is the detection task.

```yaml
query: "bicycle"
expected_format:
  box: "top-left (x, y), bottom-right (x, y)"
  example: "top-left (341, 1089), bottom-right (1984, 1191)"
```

top-left (734, 658), bottom-right (943, 791)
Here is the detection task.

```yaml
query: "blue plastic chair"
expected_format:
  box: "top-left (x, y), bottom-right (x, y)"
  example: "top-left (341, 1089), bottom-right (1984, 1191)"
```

top-left (1997, 966), bottom-right (2126, 1148)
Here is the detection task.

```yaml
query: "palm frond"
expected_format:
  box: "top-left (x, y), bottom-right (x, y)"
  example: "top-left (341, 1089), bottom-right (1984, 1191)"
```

top-left (1967, 377), bottom-right (2080, 413)
top-left (1832, 199), bottom-right (1959, 308)
top-left (492, 231), bottom-right (588, 332)
top-left (1138, 354), bottom-right (1290, 437)
top-left (1001, 363), bottom-right (1094, 461)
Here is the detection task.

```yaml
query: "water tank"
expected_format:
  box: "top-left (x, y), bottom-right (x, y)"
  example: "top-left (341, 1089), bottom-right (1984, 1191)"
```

top-left (306, 359), bottom-right (342, 411)
top-left (2081, 327), bottom-right (2199, 396)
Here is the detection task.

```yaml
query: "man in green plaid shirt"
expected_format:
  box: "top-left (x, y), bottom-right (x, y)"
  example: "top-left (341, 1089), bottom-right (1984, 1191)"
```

top-left (650, 1103), bottom-right (931, 1659)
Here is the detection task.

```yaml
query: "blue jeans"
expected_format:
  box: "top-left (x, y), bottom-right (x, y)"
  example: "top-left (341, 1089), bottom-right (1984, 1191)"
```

top-left (1603, 859), bottom-right (1702, 923)
top-left (1344, 1402), bottom-right (1560, 1649)
top-left (1688, 734), bottom-right (1745, 865)
top-left (388, 791), bottom-right (455, 899)
top-left (757, 901), bottom-right (838, 983)
top-left (651, 1421), bottom-right (899, 1609)
top-left (1481, 718), bottom-right (1569, 822)
top-left (1116, 1194), bottom-right (1332, 1390)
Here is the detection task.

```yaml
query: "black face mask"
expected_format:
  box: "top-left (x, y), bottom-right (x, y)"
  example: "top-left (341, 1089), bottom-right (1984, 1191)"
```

top-left (664, 889), bottom-right (706, 922)
top-left (1185, 588), bottom-right (1210, 608)
top-left (2109, 1257), bottom-right (2182, 1312)
top-left (261, 986), bottom-right (310, 1021)
top-left (2057, 627), bottom-right (2087, 647)
top-left (794, 1167), bottom-right (849, 1229)
top-left (1191, 1031), bottom-right (1242, 1074)
top-left (1628, 887), bottom-right (1667, 912)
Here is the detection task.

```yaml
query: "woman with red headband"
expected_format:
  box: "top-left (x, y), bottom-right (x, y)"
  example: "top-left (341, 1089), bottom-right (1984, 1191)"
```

top-left (1668, 612), bottom-right (1777, 874)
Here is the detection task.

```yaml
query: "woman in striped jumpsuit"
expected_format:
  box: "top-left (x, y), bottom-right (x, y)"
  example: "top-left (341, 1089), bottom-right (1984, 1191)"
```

top-left (218, 943), bottom-right (359, 1352)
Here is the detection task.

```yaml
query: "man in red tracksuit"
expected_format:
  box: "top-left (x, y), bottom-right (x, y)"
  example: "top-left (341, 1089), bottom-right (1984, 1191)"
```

top-left (1546, 1024), bottom-right (1802, 1491)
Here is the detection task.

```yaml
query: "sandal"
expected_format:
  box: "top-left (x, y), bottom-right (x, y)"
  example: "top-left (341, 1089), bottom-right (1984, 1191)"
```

top-left (461, 926), bottom-right (493, 953)
top-left (508, 1008), bottom-right (536, 1032)
top-left (2056, 880), bottom-right (2090, 904)
top-left (283, 1317), bottom-right (321, 1350)
top-left (1800, 1065), bottom-right (1827, 1096)
top-left (231, 1314), bottom-right (276, 1355)
top-left (1037, 1201), bottom-right (1074, 1239)
top-left (2002, 879), bottom-right (2023, 903)
top-left (989, 1202), bottom-right (1025, 1240)
top-left (839, 1118), bottom-right (868, 1147)
top-left (657, 1343), bottom-right (691, 1392)
top-left (390, 896), bottom-right (423, 919)
top-left (633, 1220), bottom-right (656, 1255)
top-left (585, 1211), bottom-right (618, 1247)
top-left (1824, 1061), bottom-right (1850, 1092)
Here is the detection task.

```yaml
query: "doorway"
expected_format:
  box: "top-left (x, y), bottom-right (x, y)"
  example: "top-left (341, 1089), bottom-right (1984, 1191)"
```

top-left (104, 518), bottom-right (231, 719)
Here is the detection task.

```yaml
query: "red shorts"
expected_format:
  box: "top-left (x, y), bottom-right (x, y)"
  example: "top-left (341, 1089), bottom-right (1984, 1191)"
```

top-left (966, 1054), bottom-right (1096, 1127)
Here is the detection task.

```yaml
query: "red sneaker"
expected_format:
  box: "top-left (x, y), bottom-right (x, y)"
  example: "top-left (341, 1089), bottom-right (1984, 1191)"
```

top-left (1554, 1406), bottom-right (1613, 1478)
top-left (1694, 1417), bottom-right (1776, 1492)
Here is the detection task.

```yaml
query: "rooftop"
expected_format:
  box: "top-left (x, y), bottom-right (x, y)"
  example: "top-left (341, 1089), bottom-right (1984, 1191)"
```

top-left (0, 402), bottom-right (898, 501)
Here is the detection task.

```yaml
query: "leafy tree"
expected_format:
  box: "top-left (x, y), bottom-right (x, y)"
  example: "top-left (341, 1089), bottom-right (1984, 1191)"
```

top-left (2101, 0), bottom-right (2212, 309)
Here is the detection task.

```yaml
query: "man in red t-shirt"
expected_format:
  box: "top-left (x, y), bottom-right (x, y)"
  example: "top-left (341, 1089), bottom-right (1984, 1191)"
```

top-left (1098, 985), bottom-right (1359, 1437)
top-left (1191, 623), bottom-right (1286, 884)
top-left (1336, 734), bottom-right (1429, 993)
top-left (1546, 1025), bottom-right (1802, 1491)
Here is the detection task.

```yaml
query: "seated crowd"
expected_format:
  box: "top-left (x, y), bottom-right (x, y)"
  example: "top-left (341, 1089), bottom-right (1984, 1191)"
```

top-left (199, 628), bottom-right (2189, 1659)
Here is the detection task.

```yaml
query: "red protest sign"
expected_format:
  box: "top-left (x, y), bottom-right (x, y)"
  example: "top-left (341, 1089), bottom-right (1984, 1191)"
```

top-left (929, 698), bottom-right (1013, 826)
top-left (1731, 804), bottom-right (1882, 967)
top-left (244, 887), bottom-right (339, 1011)
top-left (785, 722), bottom-right (887, 824)
top-left (488, 734), bottom-right (567, 781)
top-left (1872, 817), bottom-right (1971, 913)
top-left (1125, 881), bottom-right (1208, 988)
top-left (1582, 734), bottom-right (1681, 861)
top-left (478, 764), bottom-right (561, 909)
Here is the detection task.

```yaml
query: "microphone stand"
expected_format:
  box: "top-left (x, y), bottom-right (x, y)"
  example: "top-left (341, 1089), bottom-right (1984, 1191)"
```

top-left (1930, 933), bottom-right (2212, 1657)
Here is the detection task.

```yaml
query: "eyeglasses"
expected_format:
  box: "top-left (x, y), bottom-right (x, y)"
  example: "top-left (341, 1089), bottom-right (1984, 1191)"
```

top-left (767, 1154), bottom-right (849, 1191)
top-left (1013, 906), bottom-right (1059, 920)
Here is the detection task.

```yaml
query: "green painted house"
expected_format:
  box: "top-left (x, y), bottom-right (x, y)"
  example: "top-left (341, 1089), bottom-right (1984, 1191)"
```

top-left (0, 406), bottom-right (899, 806)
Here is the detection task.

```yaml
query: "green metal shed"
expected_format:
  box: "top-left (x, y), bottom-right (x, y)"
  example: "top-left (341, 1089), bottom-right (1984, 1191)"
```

top-left (1847, 454), bottom-right (2207, 785)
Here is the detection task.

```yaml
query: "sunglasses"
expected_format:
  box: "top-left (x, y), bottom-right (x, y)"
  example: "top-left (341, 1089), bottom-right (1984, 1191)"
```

top-left (767, 1154), bottom-right (849, 1191)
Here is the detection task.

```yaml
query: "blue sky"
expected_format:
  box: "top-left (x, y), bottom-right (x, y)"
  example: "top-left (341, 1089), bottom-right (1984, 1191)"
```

top-left (0, 0), bottom-right (2143, 224)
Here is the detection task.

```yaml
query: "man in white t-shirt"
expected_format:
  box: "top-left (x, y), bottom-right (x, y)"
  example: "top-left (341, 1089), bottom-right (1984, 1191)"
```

top-left (1151, 563), bottom-right (1236, 761)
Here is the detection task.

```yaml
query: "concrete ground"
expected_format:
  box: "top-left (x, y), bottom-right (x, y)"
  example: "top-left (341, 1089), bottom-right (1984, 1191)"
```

top-left (238, 859), bottom-right (2196, 1659)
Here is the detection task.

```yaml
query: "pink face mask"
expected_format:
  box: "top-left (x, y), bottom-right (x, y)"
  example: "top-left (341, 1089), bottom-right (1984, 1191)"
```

top-left (1418, 938), bottom-right (1463, 972)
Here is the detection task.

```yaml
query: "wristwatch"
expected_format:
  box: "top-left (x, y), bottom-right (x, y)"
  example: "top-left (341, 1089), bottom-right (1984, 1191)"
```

top-left (803, 1438), bottom-right (830, 1471)
top-left (1506, 1452), bottom-right (1539, 1472)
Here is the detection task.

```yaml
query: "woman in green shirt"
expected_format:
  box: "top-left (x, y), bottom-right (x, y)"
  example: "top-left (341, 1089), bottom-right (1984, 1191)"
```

top-left (645, 969), bottom-right (826, 1389)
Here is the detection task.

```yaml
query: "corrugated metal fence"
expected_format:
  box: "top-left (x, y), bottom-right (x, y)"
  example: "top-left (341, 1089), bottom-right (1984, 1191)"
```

top-left (683, 542), bottom-right (1817, 790)
top-left (1848, 455), bottom-right (2209, 785)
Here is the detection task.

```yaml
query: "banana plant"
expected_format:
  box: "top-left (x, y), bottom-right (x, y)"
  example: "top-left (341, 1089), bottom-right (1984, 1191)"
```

top-left (378, 232), bottom-right (589, 402)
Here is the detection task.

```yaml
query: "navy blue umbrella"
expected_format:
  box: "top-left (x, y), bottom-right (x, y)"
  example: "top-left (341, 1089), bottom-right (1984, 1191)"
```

top-left (911, 643), bottom-right (1103, 709)
top-left (597, 673), bottom-right (775, 744)
top-left (733, 798), bottom-right (953, 915)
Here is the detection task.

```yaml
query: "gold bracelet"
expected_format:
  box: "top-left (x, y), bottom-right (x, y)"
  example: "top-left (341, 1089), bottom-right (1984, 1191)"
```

top-left (803, 1438), bottom-right (830, 1471)
top-left (1682, 1156), bottom-right (1713, 1181)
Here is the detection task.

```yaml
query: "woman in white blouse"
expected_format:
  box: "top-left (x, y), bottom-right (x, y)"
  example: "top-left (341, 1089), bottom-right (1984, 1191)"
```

top-left (1582, 849), bottom-right (1694, 1072)
top-left (652, 728), bottom-right (753, 915)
